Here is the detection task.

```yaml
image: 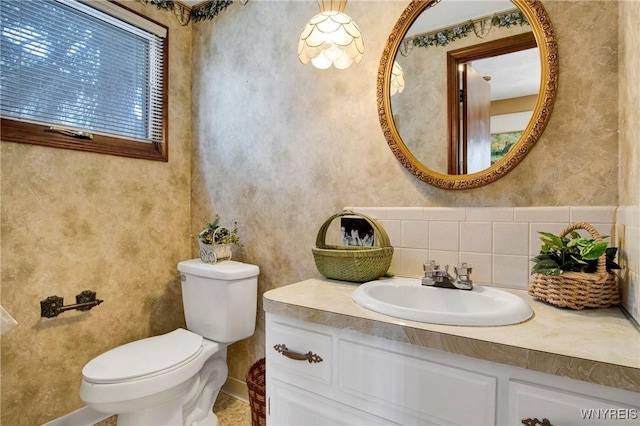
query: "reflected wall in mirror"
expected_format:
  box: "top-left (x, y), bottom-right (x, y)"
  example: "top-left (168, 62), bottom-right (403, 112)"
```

top-left (378, 0), bottom-right (558, 190)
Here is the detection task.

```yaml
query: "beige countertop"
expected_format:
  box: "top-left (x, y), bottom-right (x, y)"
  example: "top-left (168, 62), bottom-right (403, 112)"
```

top-left (263, 277), bottom-right (640, 393)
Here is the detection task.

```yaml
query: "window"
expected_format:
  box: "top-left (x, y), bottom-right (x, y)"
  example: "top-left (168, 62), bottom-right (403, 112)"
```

top-left (0, 0), bottom-right (168, 161)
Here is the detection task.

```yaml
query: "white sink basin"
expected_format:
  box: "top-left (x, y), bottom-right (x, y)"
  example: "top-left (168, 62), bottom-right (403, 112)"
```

top-left (352, 278), bottom-right (533, 326)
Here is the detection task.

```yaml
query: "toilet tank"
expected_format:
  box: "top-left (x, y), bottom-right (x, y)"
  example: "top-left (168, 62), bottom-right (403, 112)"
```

top-left (177, 259), bottom-right (259, 343)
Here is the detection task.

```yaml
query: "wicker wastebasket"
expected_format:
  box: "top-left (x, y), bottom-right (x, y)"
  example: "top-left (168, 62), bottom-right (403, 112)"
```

top-left (246, 358), bottom-right (266, 426)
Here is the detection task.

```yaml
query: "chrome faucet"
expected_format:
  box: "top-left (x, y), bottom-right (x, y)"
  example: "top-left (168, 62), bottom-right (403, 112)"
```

top-left (421, 261), bottom-right (473, 290)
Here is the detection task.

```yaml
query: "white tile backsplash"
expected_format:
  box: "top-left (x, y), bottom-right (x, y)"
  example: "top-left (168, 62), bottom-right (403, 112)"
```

top-left (460, 252), bottom-right (492, 284)
top-left (492, 254), bottom-right (530, 289)
top-left (466, 207), bottom-right (514, 222)
top-left (353, 206), bottom-right (621, 291)
top-left (570, 206), bottom-right (617, 223)
top-left (379, 220), bottom-right (401, 246)
top-left (385, 207), bottom-right (423, 220)
top-left (423, 207), bottom-right (466, 221)
top-left (349, 207), bottom-right (387, 220)
top-left (515, 206), bottom-right (570, 223)
top-left (493, 223), bottom-right (529, 255)
top-left (617, 205), bottom-right (640, 323)
top-left (428, 250), bottom-right (460, 272)
top-left (400, 248), bottom-right (429, 277)
top-left (460, 222), bottom-right (492, 253)
top-left (618, 205), bottom-right (640, 227)
top-left (627, 226), bottom-right (640, 271)
top-left (429, 221), bottom-right (460, 251)
top-left (401, 221), bottom-right (429, 249)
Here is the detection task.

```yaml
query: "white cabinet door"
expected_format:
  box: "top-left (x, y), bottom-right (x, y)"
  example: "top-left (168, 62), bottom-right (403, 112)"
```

top-left (338, 339), bottom-right (497, 425)
top-left (268, 380), bottom-right (397, 426)
top-left (509, 381), bottom-right (640, 425)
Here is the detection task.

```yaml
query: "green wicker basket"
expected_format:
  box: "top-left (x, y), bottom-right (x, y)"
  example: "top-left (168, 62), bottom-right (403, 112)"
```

top-left (312, 210), bottom-right (394, 283)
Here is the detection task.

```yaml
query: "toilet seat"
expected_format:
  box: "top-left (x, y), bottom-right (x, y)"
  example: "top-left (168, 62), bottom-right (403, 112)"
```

top-left (80, 329), bottom-right (222, 408)
top-left (83, 329), bottom-right (203, 384)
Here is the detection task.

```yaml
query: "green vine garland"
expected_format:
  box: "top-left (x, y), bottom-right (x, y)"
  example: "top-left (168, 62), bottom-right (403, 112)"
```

top-left (140, 0), bottom-right (234, 23)
top-left (413, 23), bottom-right (474, 48)
top-left (492, 10), bottom-right (529, 28)
top-left (140, 0), bottom-right (175, 10)
top-left (411, 9), bottom-right (529, 49)
top-left (190, 0), bottom-right (234, 22)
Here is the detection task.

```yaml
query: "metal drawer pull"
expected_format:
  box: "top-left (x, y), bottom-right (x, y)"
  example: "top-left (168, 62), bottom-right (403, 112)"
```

top-left (273, 344), bottom-right (323, 363)
top-left (522, 418), bottom-right (553, 426)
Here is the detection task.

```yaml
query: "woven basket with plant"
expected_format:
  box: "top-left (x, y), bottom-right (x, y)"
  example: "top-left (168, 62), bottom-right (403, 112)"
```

top-left (529, 221), bottom-right (621, 310)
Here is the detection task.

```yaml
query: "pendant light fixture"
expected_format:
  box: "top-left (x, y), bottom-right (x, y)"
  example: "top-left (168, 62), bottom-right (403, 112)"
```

top-left (298, 0), bottom-right (364, 70)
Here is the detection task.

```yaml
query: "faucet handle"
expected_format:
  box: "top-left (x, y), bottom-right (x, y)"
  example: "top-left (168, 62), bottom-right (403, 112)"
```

top-left (423, 260), bottom-right (439, 274)
top-left (454, 262), bottom-right (472, 276)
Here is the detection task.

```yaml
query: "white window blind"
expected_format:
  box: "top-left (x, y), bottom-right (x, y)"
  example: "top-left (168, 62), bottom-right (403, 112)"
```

top-left (0, 0), bottom-right (165, 144)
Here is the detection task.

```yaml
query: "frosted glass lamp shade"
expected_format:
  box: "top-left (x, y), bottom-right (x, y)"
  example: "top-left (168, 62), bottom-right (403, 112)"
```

top-left (298, 11), bottom-right (364, 70)
top-left (390, 61), bottom-right (405, 96)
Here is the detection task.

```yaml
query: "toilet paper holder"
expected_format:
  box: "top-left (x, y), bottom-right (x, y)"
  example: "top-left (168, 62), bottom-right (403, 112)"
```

top-left (40, 290), bottom-right (103, 318)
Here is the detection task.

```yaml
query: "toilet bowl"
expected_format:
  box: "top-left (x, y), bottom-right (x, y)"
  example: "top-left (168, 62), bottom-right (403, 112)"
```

top-left (79, 260), bottom-right (259, 426)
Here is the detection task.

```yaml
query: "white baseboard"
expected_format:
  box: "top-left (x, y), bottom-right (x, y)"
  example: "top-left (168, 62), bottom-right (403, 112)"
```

top-left (221, 376), bottom-right (249, 403)
top-left (41, 406), bottom-right (111, 426)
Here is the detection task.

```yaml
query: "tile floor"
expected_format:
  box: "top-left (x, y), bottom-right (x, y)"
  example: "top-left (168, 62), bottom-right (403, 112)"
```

top-left (94, 392), bottom-right (252, 425)
top-left (214, 392), bottom-right (253, 425)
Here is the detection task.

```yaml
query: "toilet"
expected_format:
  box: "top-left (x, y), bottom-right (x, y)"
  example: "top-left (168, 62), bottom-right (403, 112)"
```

top-left (79, 259), bottom-right (259, 426)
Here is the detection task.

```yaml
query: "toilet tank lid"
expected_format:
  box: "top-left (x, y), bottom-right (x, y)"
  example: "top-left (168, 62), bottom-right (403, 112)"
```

top-left (178, 259), bottom-right (259, 280)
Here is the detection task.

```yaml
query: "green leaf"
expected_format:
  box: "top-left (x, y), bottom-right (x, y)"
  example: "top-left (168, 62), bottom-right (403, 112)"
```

top-left (567, 237), bottom-right (590, 248)
top-left (538, 232), bottom-right (564, 249)
top-left (532, 228), bottom-right (618, 275)
top-left (531, 258), bottom-right (563, 276)
top-left (580, 241), bottom-right (607, 260)
top-left (531, 253), bottom-right (553, 262)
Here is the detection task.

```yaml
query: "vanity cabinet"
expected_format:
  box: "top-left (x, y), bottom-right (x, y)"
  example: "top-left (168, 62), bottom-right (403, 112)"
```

top-left (266, 313), bottom-right (640, 425)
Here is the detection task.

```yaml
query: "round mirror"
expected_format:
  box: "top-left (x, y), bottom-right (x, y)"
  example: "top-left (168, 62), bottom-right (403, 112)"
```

top-left (377, 0), bottom-right (558, 190)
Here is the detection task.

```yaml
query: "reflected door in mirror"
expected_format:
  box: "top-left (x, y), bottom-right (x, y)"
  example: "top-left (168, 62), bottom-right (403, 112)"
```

top-left (461, 63), bottom-right (491, 174)
top-left (446, 32), bottom-right (538, 175)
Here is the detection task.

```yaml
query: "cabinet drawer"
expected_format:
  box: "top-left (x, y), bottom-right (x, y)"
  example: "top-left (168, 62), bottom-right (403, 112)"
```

top-left (266, 316), bottom-right (332, 386)
top-left (509, 381), bottom-right (640, 425)
top-left (268, 380), bottom-right (396, 425)
top-left (338, 339), bottom-right (497, 425)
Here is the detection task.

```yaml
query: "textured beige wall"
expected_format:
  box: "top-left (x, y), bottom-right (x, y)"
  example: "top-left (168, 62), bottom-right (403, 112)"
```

top-left (191, 0), bottom-right (620, 384)
top-left (619, 0), bottom-right (640, 206)
top-left (0, 2), bottom-right (192, 425)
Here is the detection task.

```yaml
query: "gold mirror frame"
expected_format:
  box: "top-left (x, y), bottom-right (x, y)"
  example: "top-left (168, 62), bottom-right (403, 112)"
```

top-left (377, 0), bottom-right (559, 190)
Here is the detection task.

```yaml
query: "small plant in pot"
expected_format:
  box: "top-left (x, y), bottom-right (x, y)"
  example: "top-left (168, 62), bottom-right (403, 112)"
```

top-left (196, 216), bottom-right (241, 264)
top-left (531, 231), bottom-right (621, 276)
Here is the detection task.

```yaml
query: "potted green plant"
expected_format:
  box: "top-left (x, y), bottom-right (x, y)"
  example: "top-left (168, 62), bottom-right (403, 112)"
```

top-left (196, 216), bottom-right (240, 264)
top-left (529, 222), bottom-right (621, 309)
top-left (531, 232), bottom-right (620, 276)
